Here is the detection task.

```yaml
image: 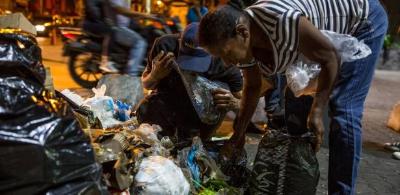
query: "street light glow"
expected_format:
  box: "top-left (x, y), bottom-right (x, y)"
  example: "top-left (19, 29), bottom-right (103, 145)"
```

top-left (35, 25), bottom-right (46, 32)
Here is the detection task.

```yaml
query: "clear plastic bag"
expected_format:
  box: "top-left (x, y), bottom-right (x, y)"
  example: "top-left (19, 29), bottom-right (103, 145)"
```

top-left (172, 61), bottom-right (229, 125)
top-left (133, 156), bottom-right (190, 195)
top-left (321, 30), bottom-right (372, 62)
top-left (286, 30), bottom-right (372, 97)
top-left (286, 62), bottom-right (320, 97)
top-left (182, 74), bottom-right (229, 125)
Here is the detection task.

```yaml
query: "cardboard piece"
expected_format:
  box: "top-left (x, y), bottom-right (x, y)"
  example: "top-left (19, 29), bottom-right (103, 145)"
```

top-left (0, 13), bottom-right (37, 35)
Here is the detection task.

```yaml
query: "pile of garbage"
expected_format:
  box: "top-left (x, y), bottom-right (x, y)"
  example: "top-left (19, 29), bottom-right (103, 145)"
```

top-left (61, 85), bottom-right (135, 129)
top-left (0, 15), bottom-right (245, 195)
top-left (88, 123), bottom-right (188, 194)
top-left (59, 85), bottom-right (244, 194)
top-left (85, 122), bottom-right (244, 194)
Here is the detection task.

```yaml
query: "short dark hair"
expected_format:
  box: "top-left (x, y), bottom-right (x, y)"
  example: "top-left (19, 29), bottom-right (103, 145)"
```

top-left (198, 5), bottom-right (245, 47)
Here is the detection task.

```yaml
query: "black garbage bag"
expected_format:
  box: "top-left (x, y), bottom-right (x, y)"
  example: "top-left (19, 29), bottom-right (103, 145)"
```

top-left (203, 140), bottom-right (250, 188)
top-left (0, 32), bottom-right (106, 195)
top-left (249, 130), bottom-right (320, 195)
top-left (0, 32), bottom-right (45, 84)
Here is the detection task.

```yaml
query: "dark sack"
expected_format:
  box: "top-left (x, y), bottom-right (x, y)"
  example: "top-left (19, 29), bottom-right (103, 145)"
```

top-left (249, 130), bottom-right (320, 195)
top-left (0, 32), bottom-right (105, 195)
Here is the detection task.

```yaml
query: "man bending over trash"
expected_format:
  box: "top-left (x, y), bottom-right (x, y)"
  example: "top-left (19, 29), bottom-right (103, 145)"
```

top-left (136, 23), bottom-right (244, 142)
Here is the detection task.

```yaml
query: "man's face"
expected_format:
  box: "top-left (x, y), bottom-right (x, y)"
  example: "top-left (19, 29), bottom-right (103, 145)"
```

top-left (203, 29), bottom-right (251, 67)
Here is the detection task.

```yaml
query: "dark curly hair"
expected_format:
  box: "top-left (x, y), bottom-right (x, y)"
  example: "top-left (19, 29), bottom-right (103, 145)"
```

top-left (198, 5), bottom-right (245, 47)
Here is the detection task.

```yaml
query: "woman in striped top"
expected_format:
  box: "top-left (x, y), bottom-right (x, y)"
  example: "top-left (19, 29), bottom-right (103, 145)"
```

top-left (198, 0), bottom-right (387, 194)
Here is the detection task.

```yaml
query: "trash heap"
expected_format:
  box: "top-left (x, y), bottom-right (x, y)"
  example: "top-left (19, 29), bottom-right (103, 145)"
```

top-left (60, 85), bottom-right (246, 194)
top-left (61, 85), bottom-right (135, 129)
top-left (0, 15), bottom-right (244, 195)
top-left (90, 123), bottom-right (190, 194)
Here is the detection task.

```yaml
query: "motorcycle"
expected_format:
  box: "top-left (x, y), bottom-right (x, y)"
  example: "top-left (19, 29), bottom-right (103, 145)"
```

top-left (60, 17), bottom-right (182, 88)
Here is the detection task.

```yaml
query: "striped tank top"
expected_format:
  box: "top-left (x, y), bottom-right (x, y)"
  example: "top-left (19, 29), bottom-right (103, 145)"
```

top-left (244, 0), bottom-right (369, 76)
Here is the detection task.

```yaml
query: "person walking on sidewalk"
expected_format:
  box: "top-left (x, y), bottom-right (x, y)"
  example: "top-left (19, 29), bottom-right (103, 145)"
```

top-left (198, 0), bottom-right (388, 194)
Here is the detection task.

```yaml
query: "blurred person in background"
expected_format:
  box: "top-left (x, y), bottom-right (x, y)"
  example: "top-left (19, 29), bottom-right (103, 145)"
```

top-left (186, 0), bottom-right (208, 24)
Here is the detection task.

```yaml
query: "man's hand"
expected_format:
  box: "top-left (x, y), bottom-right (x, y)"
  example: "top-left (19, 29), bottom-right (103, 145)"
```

top-left (212, 88), bottom-right (240, 112)
top-left (150, 51), bottom-right (174, 81)
top-left (307, 107), bottom-right (324, 152)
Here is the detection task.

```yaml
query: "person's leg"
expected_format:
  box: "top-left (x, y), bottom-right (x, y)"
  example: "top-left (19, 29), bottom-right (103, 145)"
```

top-left (328, 1), bottom-right (388, 194)
top-left (122, 27), bottom-right (148, 76)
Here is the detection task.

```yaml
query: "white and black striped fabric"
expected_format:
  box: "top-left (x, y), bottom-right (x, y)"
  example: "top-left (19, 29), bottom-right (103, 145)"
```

top-left (244, 0), bottom-right (369, 75)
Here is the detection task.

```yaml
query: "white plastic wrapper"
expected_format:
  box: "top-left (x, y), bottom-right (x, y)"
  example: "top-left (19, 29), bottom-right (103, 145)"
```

top-left (286, 62), bottom-right (321, 97)
top-left (286, 30), bottom-right (372, 97)
top-left (83, 85), bottom-right (121, 128)
top-left (133, 123), bottom-right (162, 145)
top-left (134, 156), bottom-right (190, 195)
top-left (60, 89), bottom-right (85, 106)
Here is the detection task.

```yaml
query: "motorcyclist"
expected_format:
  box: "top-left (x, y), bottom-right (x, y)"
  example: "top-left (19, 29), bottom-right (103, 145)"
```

top-left (105, 0), bottom-right (154, 76)
top-left (83, 0), bottom-right (113, 73)
top-left (83, 0), bottom-right (152, 76)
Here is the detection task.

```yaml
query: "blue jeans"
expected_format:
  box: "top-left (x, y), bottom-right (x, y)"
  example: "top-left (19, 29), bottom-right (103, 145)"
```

top-left (264, 74), bottom-right (286, 114)
top-left (328, 0), bottom-right (388, 194)
top-left (119, 27), bottom-right (148, 76)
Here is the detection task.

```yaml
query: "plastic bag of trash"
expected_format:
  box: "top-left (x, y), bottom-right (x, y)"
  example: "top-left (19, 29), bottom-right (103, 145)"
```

top-left (133, 123), bottom-right (162, 145)
top-left (218, 148), bottom-right (250, 188)
top-left (84, 85), bottom-right (121, 128)
top-left (133, 156), bottom-right (190, 195)
top-left (115, 100), bottom-right (131, 121)
top-left (249, 130), bottom-right (319, 195)
top-left (61, 89), bottom-right (85, 106)
top-left (286, 30), bottom-right (372, 97)
top-left (286, 62), bottom-right (320, 97)
top-left (172, 61), bottom-right (229, 125)
top-left (0, 32), bottom-right (105, 194)
top-left (187, 138), bottom-right (230, 187)
top-left (182, 74), bottom-right (229, 125)
top-left (177, 137), bottom-right (243, 193)
top-left (0, 32), bottom-right (45, 84)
